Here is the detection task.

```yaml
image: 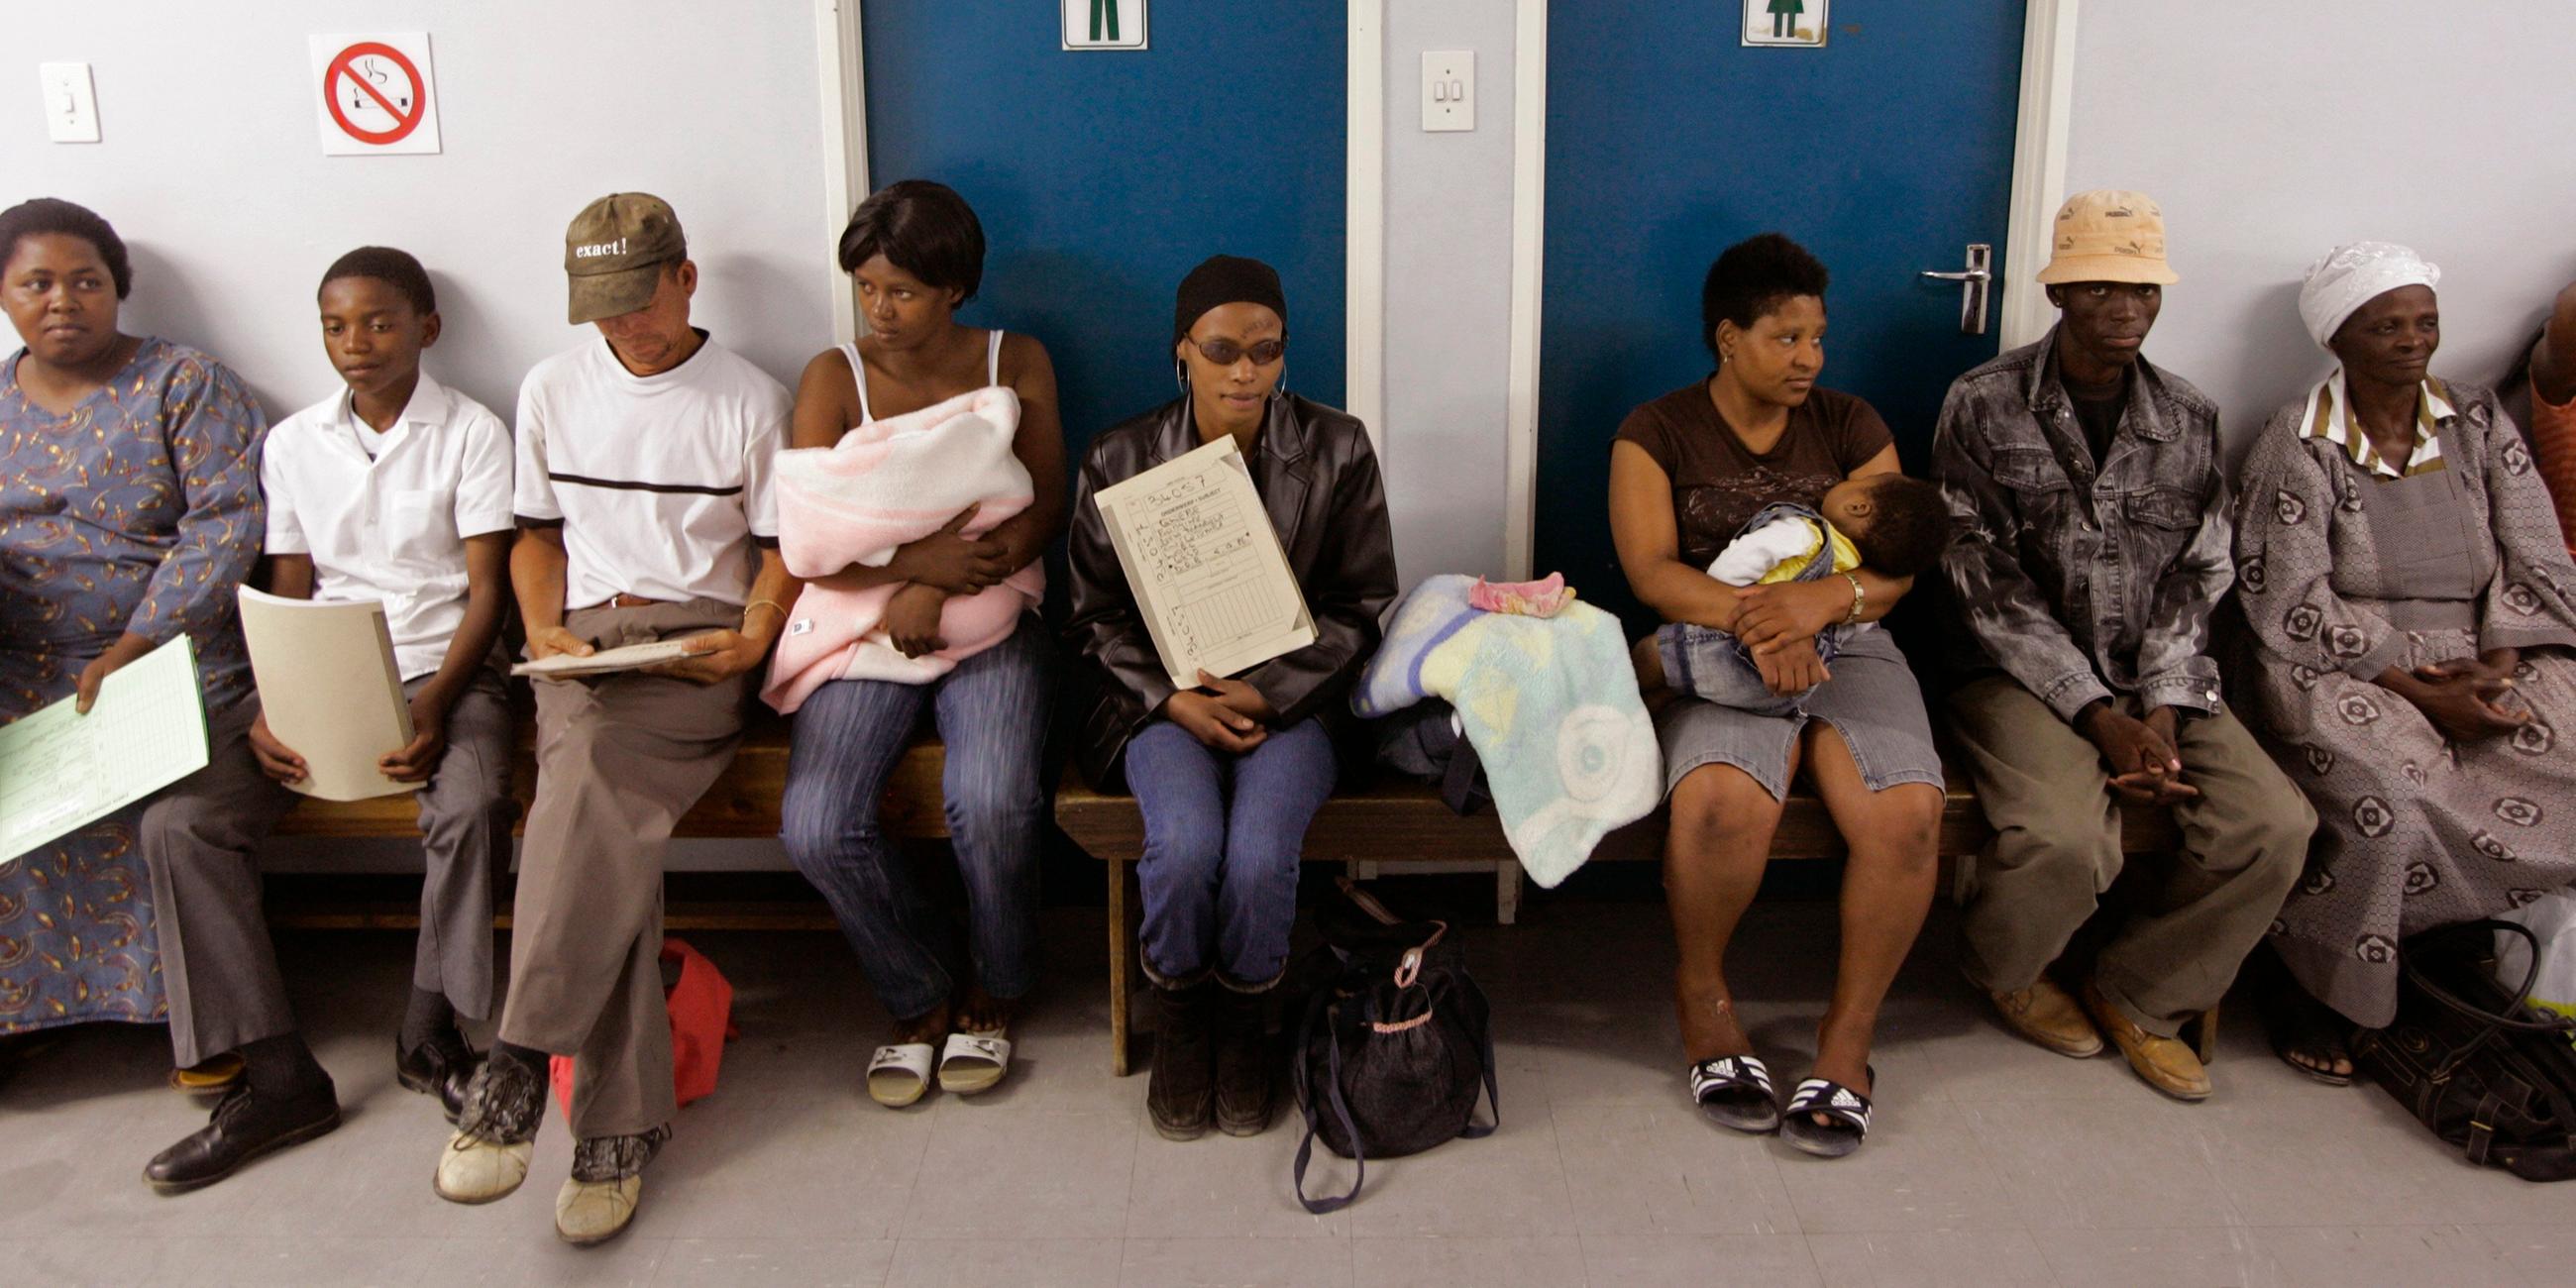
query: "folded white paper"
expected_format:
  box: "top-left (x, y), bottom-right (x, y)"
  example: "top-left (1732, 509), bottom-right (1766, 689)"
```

top-left (510, 638), bottom-right (697, 679)
top-left (238, 588), bottom-right (419, 802)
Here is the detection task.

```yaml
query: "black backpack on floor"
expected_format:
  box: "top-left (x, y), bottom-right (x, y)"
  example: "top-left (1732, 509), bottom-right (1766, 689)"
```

top-left (2351, 918), bottom-right (2576, 1181)
top-left (1291, 878), bottom-right (1498, 1214)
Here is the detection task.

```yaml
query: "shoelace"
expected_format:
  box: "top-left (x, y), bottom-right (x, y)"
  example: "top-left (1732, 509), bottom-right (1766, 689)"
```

top-left (456, 1060), bottom-right (542, 1143)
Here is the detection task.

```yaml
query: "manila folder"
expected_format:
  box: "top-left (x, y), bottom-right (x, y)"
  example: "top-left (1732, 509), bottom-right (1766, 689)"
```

top-left (1091, 435), bottom-right (1316, 692)
top-left (238, 588), bottom-right (419, 802)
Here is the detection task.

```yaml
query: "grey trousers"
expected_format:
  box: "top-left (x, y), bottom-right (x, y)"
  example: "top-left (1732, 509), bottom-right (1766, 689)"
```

top-left (141, 670), bottom-right (515, 1067)
top-left (496, 599), bottom-right (746, 1139)
top-left (1947, 676), bottom-right (2315, 1035)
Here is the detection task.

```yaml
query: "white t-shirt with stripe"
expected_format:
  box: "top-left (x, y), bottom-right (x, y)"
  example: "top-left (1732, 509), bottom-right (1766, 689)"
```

top-left (512, 333), bottom-right (788, 611)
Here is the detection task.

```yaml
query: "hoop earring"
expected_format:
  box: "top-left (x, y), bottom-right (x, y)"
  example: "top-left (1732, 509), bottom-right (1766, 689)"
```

top-left (1175, 359), bottom-right (1188, 393)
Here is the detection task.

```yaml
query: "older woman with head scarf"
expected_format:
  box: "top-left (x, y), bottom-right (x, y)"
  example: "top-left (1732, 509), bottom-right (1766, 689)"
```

top-left (2231, 242), bottom-right (2576, 1080)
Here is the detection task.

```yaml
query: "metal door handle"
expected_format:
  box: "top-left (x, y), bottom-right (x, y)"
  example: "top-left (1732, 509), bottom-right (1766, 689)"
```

top-left (1919, 243), bottom-right (1992, 336)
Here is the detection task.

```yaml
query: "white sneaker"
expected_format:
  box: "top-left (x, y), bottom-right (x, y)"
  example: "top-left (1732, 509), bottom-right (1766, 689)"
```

top-left (554, 1173), bottom-right (642, 1245)
top-left (434, 1129), bottom-right (532, 1204)
top-left (554, 1127), bottom-right (668, 1245)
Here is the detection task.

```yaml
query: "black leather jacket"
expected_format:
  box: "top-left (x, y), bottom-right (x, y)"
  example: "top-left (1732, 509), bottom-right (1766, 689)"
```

top-left (1064, 392), bottom-right (1398, 790)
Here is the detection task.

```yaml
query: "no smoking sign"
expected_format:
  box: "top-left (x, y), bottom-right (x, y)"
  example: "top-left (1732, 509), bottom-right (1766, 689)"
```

top-left (309, 33), bottom-right (442, 156)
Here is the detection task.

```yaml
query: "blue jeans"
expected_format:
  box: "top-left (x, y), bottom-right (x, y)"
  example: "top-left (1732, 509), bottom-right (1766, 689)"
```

top-left (1124, 716), bottom-right (1338, 988)
top-left (1655, 620), bottom-right (1856, 717)
top-left (779, 622), bottom-right (1051, 1020)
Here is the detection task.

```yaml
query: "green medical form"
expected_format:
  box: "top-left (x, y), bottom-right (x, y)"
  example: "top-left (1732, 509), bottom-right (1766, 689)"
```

top-left (0, 635), bottom-right (211, 863)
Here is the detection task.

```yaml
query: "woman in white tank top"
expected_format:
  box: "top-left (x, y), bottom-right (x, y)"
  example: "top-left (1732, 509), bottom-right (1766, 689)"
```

top-left (776, 180), bottom-right (1067, 1109)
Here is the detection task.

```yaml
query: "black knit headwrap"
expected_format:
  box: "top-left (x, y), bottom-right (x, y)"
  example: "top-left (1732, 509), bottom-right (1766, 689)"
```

top-left (1173, 255), bottom-right (1287, 342)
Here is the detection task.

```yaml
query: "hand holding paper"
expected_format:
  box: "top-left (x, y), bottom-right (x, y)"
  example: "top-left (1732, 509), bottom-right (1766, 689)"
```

top-left (1091, 436), bottom-right (1316, 691)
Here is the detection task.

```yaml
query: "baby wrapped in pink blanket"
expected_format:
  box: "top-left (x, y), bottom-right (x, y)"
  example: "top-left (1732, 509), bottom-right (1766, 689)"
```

top-left (762, 386), bottom-right (1044, 713)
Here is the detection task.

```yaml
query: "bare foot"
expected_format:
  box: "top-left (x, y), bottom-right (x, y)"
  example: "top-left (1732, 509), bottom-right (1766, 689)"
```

top-left (891, 1000), bottom-right (952, 1047)
top-left (951, 985), bottom-right (1016, 1036)
top-left (1675, 974), bottom-right (1754, 1065)
top-left (1809, 1021), bottom-right (1875, 1127)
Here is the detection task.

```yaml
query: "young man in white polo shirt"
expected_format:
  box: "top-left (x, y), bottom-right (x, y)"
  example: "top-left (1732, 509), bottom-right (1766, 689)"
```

top-left (140, 248), bottom-right (517, 1193)
top-left (433, 193), bottom-right (793, 1246)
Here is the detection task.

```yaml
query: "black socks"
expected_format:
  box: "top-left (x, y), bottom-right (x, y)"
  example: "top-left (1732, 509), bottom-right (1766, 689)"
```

top-left (399, 987), bottom-right (457, 1054)
top-left (239, 1033), bottom-right (331, 1100)
top-left (492, 1040), bottom-right (549, 1076)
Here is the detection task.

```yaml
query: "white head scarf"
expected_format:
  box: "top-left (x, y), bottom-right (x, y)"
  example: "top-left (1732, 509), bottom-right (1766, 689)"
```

top-left (2299, 242), bottom-right (2440, 349)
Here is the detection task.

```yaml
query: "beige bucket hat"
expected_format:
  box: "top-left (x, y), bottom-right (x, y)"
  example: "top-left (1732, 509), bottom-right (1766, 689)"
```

top-left (2036, 189), bottom-right (2179, 286)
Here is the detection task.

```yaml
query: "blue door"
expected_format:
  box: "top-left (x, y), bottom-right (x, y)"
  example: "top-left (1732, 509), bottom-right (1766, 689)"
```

top-left (1536, 2), bottom-right (2027, 629)
top-left (860, 3), bottom-right (1346, 457)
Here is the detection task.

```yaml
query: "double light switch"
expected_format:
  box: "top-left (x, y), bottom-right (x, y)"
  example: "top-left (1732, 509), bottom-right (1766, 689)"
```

top-left (1422, 50), bottom-right (1474, 132)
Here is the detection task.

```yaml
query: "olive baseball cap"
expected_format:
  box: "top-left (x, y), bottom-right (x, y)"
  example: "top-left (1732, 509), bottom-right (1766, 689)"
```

top-left (564, 192), bottom-right (687, 324)
top-left (2036, 189), bottom-right (2180, 286)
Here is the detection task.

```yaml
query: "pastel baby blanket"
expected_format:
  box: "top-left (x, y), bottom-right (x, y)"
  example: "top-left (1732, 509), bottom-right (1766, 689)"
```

top-left (1355, 574), bottom-right (1660, 887)
top-left (762, 386), bottom-right (1044, 712)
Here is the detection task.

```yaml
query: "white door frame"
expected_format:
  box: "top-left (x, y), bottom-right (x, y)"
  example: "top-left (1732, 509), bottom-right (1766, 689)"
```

top-left (815, 0), bottom-right (869, 343)
top-left (1345, 0), bottom-right (1387, 451)
top-left (2001, 0), bottom-right (2081, 349)
top-left (813, 0), bottom-right (2081, 554)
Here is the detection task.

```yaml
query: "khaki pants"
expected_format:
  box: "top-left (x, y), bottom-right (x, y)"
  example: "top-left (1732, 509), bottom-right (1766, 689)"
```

top-left (498, 598), bottom-right (745, 1139)
top-left (1947, 676), bottom-right (2314, 1035)
top-left (143, 671), bottom-right (514, 1068)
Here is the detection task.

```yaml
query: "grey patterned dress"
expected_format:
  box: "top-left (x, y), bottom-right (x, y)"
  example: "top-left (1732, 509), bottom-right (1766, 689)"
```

top-left (2233, 376), bottom-right (2576, 1025)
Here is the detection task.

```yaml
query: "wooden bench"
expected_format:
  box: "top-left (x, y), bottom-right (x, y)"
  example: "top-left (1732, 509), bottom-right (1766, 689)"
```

top-left (272, 719), bottom-right (2191, 1078)
top-left (268, 716), bottom-right (946, 930)
top-left (1055, 770), bottom-right (2187, 1076)
top-left (271, 714), bottom-right (958, 842)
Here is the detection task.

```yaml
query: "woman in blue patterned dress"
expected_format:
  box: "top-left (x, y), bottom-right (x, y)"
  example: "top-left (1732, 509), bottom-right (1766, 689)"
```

top-left (0, 199), bottom-right (267, 1056)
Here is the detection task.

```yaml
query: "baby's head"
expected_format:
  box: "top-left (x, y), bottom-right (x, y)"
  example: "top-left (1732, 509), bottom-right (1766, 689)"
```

top-left (1819, 475), bottom-right (1953, 579)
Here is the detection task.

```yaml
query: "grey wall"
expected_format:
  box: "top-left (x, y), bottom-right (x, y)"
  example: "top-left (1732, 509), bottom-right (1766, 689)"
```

top-left (1379, 1), bottom-right (1521, 585)
top-left (6, 1), bottom-right (830, 423)
top-left (2064, 0), bottom-right (2576, 451)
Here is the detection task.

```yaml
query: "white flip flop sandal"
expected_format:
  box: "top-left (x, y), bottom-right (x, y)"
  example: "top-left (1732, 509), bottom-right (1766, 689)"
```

top-left (866, 1043), bottom-right (935, 1108)
top-left (936, 1030), bottom-right (1013, 1096)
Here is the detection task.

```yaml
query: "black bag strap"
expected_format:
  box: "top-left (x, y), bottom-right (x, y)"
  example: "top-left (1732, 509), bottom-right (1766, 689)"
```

top-left (2402, 920), bottom-right (2576, 1084)
top-left (1292, 992), bottom-right (1366, 1215)
top-left (1457, 996), bottom-right (1501, 1141)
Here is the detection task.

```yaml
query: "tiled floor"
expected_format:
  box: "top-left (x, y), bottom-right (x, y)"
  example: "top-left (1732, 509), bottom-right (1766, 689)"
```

top-left (2, 896), bottom-right (2566, 1287)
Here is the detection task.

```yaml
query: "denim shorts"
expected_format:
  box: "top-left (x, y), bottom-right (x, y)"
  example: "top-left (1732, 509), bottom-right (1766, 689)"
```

top-left (1653, 626), bottom-right (1944, 802)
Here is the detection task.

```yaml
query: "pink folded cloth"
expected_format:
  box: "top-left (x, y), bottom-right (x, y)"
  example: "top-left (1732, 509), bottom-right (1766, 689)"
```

top-left (1467, 572), bottom-right (1574, 617)
top-left (762, 386), bottom-right (1044, 712)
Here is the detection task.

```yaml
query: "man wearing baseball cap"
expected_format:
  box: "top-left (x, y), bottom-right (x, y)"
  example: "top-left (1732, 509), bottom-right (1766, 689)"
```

top-left (430, 193), bottom-right (794, 1244)
top-left (1928, 191), bottom-right (2313, 1100)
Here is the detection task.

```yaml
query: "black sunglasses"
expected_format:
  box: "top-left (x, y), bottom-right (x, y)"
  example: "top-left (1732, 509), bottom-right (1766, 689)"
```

top-left (1185, 336), bottom-right (1286, 367)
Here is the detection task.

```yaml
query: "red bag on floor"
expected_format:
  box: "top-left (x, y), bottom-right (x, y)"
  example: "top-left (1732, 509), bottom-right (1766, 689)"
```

top-left (551, 937), bottom-right (738, 1121)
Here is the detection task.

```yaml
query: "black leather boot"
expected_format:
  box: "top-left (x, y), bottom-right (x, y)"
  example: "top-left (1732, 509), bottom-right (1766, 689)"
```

top-left (1147, 980), bottom-right (1214, 1141)
top-left (1212, 987), bottom-right (1272, 1136)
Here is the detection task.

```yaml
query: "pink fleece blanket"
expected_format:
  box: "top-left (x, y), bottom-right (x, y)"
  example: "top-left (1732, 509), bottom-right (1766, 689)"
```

top-left (762, 386), bottom-right (1044, 712)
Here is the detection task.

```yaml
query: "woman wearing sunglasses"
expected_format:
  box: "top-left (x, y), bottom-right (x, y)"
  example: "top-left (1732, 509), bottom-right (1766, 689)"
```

top-left (1065, 255), bottom-right (1397, 1140)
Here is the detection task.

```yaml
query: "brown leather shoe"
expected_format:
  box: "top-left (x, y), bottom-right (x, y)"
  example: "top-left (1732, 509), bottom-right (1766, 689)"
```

top-left (2084, 981), bottom-right (2212, 1101)
top-left (1987, 977), bottom-right (2103, 1058)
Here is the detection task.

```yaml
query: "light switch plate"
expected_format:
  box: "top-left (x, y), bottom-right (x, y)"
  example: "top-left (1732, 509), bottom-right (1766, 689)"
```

top-left (41, 62), bottom-right (100, 144)
top-left (1422, 50), bottom-right (1473, 132)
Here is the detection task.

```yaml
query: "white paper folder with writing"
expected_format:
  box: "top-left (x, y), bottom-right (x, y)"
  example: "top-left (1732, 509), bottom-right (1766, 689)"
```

top-left (1093, 435), bottom-right (1316, 691)
top-left (0, 635), bottom-right (211, 864)
top-left (238, 587), bottom-right (419, 802)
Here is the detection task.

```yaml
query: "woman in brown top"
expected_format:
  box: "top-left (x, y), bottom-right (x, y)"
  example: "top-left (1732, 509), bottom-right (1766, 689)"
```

top-left (1608, 234), bottom-right (1945, 1157)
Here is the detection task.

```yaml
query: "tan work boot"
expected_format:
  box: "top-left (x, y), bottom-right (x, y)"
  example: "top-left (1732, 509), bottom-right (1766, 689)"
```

top-left (2084, 981), bottom-right (2212, 1101)
top-left (1986, 977), bottom-right (2104, 1057)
